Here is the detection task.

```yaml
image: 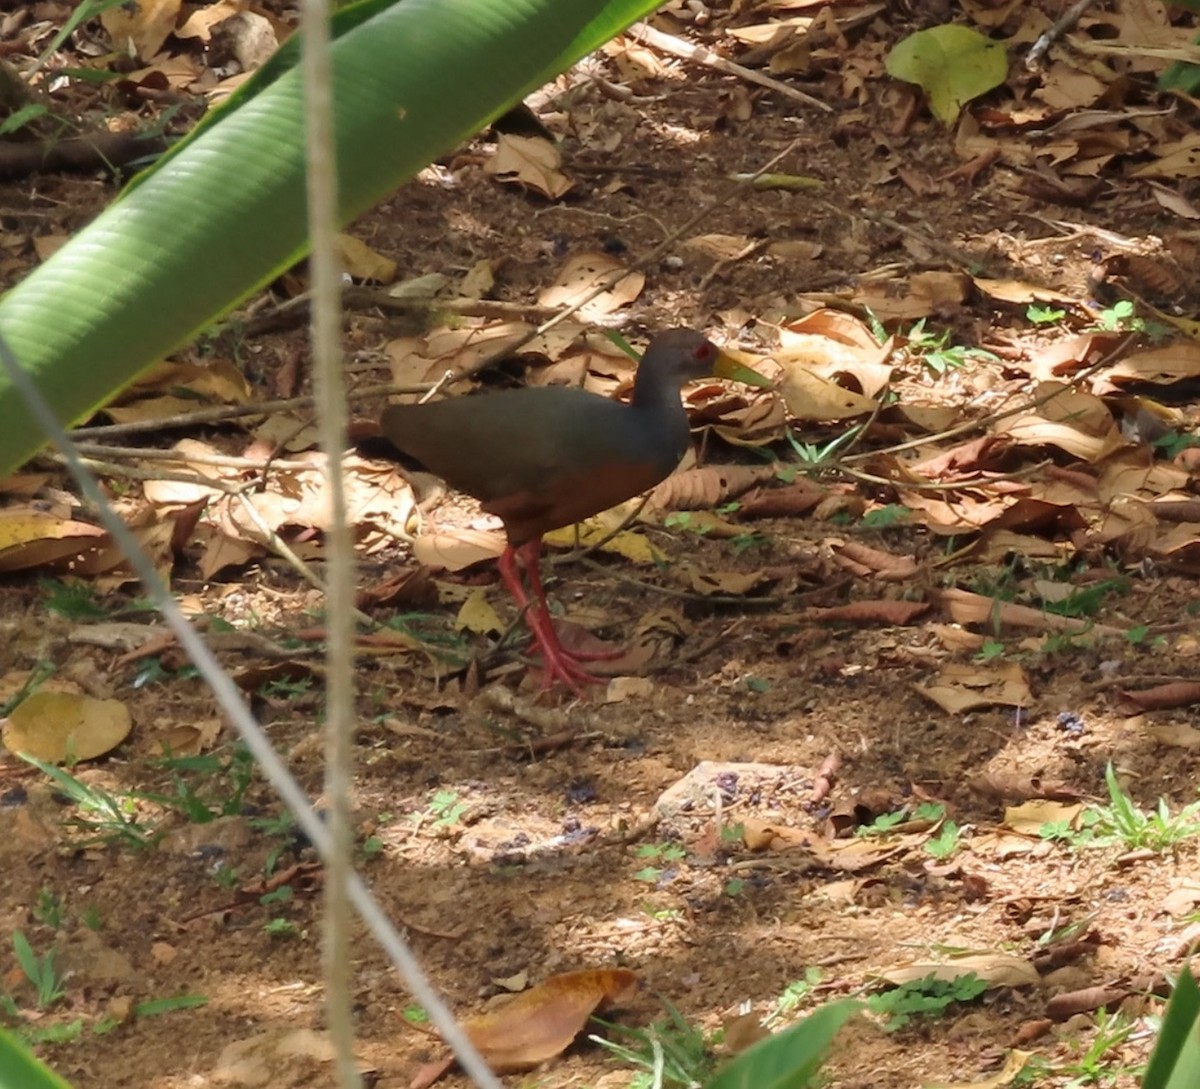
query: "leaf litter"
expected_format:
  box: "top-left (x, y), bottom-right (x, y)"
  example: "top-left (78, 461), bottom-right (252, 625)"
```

top-left (2, 2), bottom-right (1200, 1087)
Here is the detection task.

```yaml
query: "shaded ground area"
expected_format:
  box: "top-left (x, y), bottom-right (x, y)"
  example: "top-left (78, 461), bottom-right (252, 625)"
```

top-left (2, 2), bottom-right (1200, 1088)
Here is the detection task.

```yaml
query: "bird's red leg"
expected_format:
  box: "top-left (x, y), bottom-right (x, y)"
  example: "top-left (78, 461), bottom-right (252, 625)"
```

top-left (502, 539), bottom-right (604, 692)
top-left (518, 539), bottom-right (621, 663)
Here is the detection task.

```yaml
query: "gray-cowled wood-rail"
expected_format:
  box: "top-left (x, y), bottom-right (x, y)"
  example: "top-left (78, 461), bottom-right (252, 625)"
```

top-left (380, 329), bottom-right (768, 692)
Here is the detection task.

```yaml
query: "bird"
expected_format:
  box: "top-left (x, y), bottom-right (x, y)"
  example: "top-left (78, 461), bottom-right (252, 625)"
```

top-left (380, 329), bottom-right (767, 692)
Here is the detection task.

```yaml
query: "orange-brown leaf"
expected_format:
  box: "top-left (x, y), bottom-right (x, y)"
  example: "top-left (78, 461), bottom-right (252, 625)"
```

top-left (462, 968), bottom-right (638, 1072)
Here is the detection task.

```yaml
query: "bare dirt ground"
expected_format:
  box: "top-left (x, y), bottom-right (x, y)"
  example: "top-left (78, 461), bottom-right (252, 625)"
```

top-left (3, 2), bottom-right (1200, 1088)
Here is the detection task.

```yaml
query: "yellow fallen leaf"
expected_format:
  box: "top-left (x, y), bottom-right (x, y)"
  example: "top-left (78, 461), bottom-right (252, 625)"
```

top-left (3, 691), bottom-right (133, 763)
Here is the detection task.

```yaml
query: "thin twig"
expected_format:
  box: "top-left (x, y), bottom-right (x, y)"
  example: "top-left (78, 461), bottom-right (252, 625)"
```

top-left (626, 21), bottom-right (833, 113)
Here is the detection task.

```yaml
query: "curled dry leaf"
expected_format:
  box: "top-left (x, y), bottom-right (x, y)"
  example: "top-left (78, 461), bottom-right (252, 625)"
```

top-left (994, 383), bottom-right (1125, 463)
top-left (3, 690), bottom-right (133, 763)
top-left (1119, 681), bottom-right (1200, 712)
top-left (386, 322), bottom-right (547, 390)
top-left (484, 134), bottom-right (574, 200)
top-left (0, 509), bottom-right (107, 573)
top-left (806, 600), bottom-right (929, 626)
top-left (737, 479), bottom-right (829, 519)
top-left (829, 540), bottom-right (919, 581)
top-left (453, 968), bottom-right (638, 1075)
top-left (711, 404), bottom-right (790, 449)
top-left (931, 587), bottom-right (1126, 637)
top-left (1099, 340), bottom-right (1200, 390)
top-left (118, 358), bottom-right (252, 406)
top-left (647, 463), bottom-right (778, 513)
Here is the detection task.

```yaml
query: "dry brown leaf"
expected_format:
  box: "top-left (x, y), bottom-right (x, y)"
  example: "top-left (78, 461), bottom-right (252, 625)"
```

top-left (175, 0), bottom-right (245, 41)
top-left (931, 588), bottom-right (1125, 637)
top-left (779, 368), bottom-right (878, 421)
top-left (678, 564), bottom-right (776, 597)
top-left (708, 395), bottom-right (790, 448)
top-left (647, 464), bottom-right (777, 512)
top-left (386, 322), bottom-right (546, 390)
top-left (412, 528), bottom-right (505, 572)
top-left (122, 359), bottom-right (252, 405)
top-left (1143, 722), bottom-right (1200, 749)
top-left (972, 276), bottom-right (1077, 308)
top-left (100, 0), bottom-right (181, 61)
top-left (1099, 341), bottom-right (1200, 389)
top-left (806, 600), bottom-right (930, 626)
top-left (1003, 800), bottom-right (1082, 835)
top-left (1119, 681), bottom-right (1200, 712)
top-left (738, 479), bottom-right (830, 519)
top-left (878, 953), bottom-right (1038, 989)
top-left (459, 968), bottom-right (638, 1072)
top-left (537, 253), bottom-right (644, 317)
top-left (829, 540), bottom-right (919, 581)
top-left (1146, 521), bottom-right (1200, 573)
top-left (684, 233), bottom-right (755, 260)
top-left (995, 383), bottom-right (1125, 462)
top-left (484, 134), bottom-right (574, 200)
top-left (916, 660), bottom-right (1032, 714)
top-left (334, 234), bottom-right (397, 283)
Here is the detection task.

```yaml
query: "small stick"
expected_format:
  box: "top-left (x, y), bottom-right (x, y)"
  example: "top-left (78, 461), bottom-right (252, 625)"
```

top-left (626, 21), bottom-right (833, 114)
top-left (1026, 0), bottom-right (1098, 70)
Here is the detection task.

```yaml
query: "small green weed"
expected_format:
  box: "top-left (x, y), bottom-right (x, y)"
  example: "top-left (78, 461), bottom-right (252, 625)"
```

top-left (1041, 578), bottom-right (1126, 620)
top-left (784, 425), bottom-right (863, 469)
top-left (31, 889), bottom-right (64, 930)
top-left (142, 745), bottom-right (256, 824)
top-left (1027, 303), bottom-right (1067, 326)
top-left (857, 802), bottom-right (946, 838)
top-left (1124, 624), bottom-right (1165, 648)
top-left (1020, 1007), bottom-right (1139, 1087)
top-left (1152, 430), bottom-right (1200, 460)
top-left (263, 917), bottom-right (298, 939)
top-left (866, 972), bottom-right (987, 1031)
top-left (0, 661), bottom-right (55, 717)
top-left (10, 931), bottom-right (66, 1009)
top-left (132, 657), bottom-right (201, 687)
top-left (899, 319), bottom-right (999, 376)
top-left (924, 820), bottom-right (962, 860)
top-left (592, 999), bottom-right (716, 1089)
top-left (974, 639), bottom-right (1005, 662)
top-left (1039, 630), bottom-right (1092, 656)
top-left (1042, 764), bottom-right (1200, 853)
top-left (664, 511), bottom-right (714, 537)
top-left (763, 968), bottom-right (824, 1028)
top-left (412, 789), bottom-right (467, 829)
top-left (1091, 299), bottom-right (1143, 333)
top-left (39, 578), bottom-right (113, 621)
top-left (18, 754), bottom-right (157, 848)
top-left (259, 676), bottom-right (316, 700)
top-left (633, 842), bottom-right (687, 883)
top-left (860, 504), bottom-right (912, 529)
